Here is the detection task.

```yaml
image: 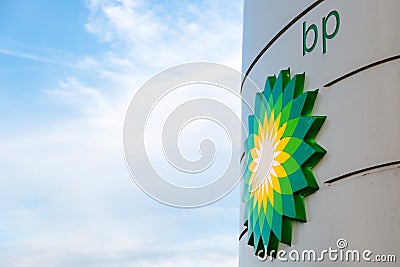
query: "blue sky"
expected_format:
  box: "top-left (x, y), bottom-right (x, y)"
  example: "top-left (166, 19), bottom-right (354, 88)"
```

top-left (0, 1), bottom-right (243, 266)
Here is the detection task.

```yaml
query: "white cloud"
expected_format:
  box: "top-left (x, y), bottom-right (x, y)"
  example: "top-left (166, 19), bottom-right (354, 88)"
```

top-left (84, 0), bottom-right (242, 69)
top-left (1, 225), bottom-right (238, 267)
top-left (0, 48), bottom-right (70, 66)
top-left (1, 0), bottom-right (244, 266)
top-left (44, 77), bottom-right (106, 109)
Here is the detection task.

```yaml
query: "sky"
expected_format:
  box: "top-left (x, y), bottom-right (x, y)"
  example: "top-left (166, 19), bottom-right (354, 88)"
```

top-left (0, 0), bottom-right (244, 266)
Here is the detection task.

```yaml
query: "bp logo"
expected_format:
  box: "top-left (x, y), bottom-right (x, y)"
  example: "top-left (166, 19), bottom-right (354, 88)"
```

top-left (242, 69), bottom-right (326, 257)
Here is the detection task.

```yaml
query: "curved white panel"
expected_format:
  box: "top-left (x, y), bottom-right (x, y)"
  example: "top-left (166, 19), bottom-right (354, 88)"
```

top-left (240, 0), bottom-right (400, 265)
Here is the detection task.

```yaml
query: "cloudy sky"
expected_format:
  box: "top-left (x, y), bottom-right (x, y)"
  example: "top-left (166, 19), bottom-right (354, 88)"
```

top-left (0, 0), bottom-right (244, 266)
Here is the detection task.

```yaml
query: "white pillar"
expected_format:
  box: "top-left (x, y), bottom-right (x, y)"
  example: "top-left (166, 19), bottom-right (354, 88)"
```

top-left (240, 1), bottom-right (400, 265)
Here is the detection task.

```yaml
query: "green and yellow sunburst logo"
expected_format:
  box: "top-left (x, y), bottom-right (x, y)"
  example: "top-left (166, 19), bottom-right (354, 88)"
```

top-left (242, 69), bottom-right (326, 257)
